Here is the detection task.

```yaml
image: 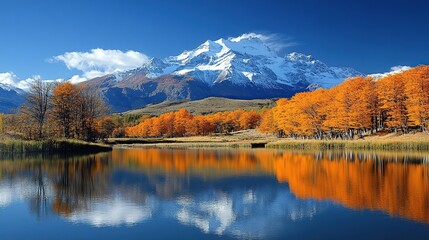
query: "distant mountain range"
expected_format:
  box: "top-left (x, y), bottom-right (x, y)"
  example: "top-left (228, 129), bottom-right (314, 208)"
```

top-left (1, 33), bottom-right (363, 113)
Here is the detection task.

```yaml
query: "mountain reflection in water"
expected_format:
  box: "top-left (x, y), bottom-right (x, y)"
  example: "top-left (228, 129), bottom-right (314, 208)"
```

top-left (0, 149), bottom-right (428, 238)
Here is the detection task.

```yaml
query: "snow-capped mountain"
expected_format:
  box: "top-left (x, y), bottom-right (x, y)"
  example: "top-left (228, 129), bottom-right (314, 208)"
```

top-left (115, 34), bottom-right (359, 89)
top-left (83, 34), bottom-right (361, 112)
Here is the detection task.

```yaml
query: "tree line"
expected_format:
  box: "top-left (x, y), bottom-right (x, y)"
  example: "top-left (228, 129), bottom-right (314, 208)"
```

top-left (2, 80), bottom-right (110, 141)
top-left (126, 108), bottom-right (261, 137)
top-left (259, 65), bottom-right (429, 139)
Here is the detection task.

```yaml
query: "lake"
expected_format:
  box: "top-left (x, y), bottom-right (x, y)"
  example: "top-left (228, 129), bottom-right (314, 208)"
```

top-left (0, 148), bottom-right (428, 239)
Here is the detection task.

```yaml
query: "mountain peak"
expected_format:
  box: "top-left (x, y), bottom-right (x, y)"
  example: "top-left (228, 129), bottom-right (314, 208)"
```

top-left (286, 52), bottom-right (315, 62)
top-left (130, 34), bottom-right (361, 89)
top-left (175, 33), bottom-right (277, 64)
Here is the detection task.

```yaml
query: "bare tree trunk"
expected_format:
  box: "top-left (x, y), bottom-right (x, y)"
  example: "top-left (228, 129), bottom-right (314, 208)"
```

top-left (21, 78), bottom-right (52, 140)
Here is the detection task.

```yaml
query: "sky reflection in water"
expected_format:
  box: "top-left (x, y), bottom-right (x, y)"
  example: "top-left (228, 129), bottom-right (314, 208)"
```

top-left (0, 149), bottom-right (428, 239)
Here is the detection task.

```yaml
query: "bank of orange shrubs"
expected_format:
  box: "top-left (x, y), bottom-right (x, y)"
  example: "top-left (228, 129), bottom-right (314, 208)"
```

top-left (126, 109), bottom-right (261, 137)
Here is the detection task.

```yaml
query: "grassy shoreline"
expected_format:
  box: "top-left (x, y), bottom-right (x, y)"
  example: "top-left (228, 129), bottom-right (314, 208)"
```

top-left (266, 140), bottom-right (429, 151)
top-left (0, 139), bottom-right (112, 154)
top-left (114, 139), bottom-right (429, 151)
top-left (116, 142), bottom-right (254, 149)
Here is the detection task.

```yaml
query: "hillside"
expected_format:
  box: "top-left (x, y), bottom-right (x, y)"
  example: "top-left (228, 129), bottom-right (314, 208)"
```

top-left (124, 97), bottom-right (276, 116)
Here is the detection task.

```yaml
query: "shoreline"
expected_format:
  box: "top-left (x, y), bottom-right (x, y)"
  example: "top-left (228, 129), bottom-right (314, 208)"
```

top-left (0, 139), bottom-right (112, 154)
top-left (113, 139), bottom-right (429, 151)
top-left (266, 140), bottom-right (429, 151)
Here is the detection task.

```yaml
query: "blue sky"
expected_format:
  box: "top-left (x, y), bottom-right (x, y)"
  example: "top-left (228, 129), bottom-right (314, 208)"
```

top-left (0, 0), bottom-right (428, 82)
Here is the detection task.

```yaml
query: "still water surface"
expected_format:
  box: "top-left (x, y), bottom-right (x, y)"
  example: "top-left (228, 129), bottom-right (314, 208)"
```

top-left (0, 148), bottom-right (428, 239)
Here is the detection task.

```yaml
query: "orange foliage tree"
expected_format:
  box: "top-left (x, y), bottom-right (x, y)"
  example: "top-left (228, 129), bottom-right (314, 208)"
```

top-left (377, 74), bottom-right (408, 131)
top-left (126, 108), bottom-right (261, 137)
top-left (258, 109), bottom-right (278, 134)
top-left (263, 66), bottom-right (429, 139)
top-left (404, 66), bottom-right (429, 131)
top-left (51, 82), bottom-right (80, 138)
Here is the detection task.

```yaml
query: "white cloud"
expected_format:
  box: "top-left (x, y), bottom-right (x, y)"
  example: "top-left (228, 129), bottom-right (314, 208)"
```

top-left (391, 65), bottom-right (411, 72)
top-left (230, 33), bottom-right (298, 52)
top-left (0, 72), bottom-right (19, 86)
top-left (0, 72), bottom-right (35, 91)
top-left (54, 48), bottom-right (150, 80)
top-left (0, 72), bottom-right (63, 92)
top-left (370, 65), bottom-right (412, 79)
top-left (68, 75), bottom-right (88, 84)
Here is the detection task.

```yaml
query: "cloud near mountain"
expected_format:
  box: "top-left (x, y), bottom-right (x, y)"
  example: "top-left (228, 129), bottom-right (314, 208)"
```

top-left (370, 65), bottom-right (411, 79)
top-left (53, 48), bottom-right (151, 82)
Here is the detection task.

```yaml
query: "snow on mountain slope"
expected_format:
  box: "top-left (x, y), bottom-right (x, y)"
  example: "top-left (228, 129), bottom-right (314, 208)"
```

top-left (116, 33), bottom-right (361, 89)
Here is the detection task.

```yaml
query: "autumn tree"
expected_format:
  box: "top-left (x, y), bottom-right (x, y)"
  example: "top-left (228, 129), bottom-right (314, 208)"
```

top-left (377, 74), bottom-right (408, 132)
top-left (295, 89), bottom-right (328, 138)
top-left (51, 82), bottom-right (79, 138)
top-left (75, 86), bottom-right (108, 141)
top-left (272, 98), bottom-right (292, 137)
top-left (322, 77), bottom-right (376, 138)
top-left (96, 116), bottom-right (117, 139)
top-left (193, 115), bottom-right (216, 135)
top-left (404, 66), bottom-right (429, 131)
top-left (258, 109), bottom-right (278, 134)
top-left (173, 109), bottom-right (193, 136)
top-left (20, 78), bottom-right (52, 139)
top-left (239, 110), bottom-right (261, 130)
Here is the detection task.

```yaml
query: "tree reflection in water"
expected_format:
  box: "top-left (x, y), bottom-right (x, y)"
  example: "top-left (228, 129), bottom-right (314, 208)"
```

top-left (0, 149), bottom-right (428, 238)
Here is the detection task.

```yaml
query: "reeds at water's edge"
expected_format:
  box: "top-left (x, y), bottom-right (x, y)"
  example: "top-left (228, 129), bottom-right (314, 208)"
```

top-left (117, 142), bottom-right (253, 149)
top-left (0, 139), bottom-right (112, 153)
top-left (266, 140), bottom-right (429, 151)
top-left (115, 139), bottom-right (429, 151)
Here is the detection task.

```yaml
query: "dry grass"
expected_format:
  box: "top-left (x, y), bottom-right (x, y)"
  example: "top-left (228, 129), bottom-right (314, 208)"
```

top-left (109, 129), bottom-right (275, 142)
top-left (117, 142), bottom-right (253, 149)
top-left (268, 132), bottom-right (429, 150)
top-left (0, 139), bottom-right (112, 154)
